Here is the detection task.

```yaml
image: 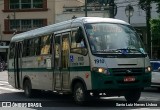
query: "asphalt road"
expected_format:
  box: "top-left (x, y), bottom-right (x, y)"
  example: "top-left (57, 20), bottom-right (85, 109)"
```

top-left (0, 71), bottom-right (160, 110)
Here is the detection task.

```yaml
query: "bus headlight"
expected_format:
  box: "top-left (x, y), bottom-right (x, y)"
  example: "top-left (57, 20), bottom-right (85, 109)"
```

top-left (92, 67), bottom-right (110, 75)
top-left (145, 66), bottom-right (151, 73)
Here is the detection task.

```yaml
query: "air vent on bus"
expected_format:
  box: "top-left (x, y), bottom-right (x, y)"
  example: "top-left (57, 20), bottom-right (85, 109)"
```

top-left (112, 68), bottom-right (143, 76)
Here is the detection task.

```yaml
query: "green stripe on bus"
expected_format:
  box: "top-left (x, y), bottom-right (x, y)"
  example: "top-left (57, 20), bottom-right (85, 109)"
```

top-left (8, 68), bottom-right (53, 72)
top-left (69, 66), bottom-right (90, 71)
top-left (8, 66), bottom-right (90, 72)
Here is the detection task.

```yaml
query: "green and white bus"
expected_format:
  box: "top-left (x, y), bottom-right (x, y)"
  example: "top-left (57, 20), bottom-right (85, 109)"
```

top-left (8, 17), bottom-right (151, 104)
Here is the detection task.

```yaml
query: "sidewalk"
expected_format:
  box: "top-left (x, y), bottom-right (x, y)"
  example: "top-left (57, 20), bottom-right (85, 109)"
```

top-left (0, 70), bottom-right (8, 81)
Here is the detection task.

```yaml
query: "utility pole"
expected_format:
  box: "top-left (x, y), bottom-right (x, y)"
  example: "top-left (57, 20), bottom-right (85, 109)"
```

top-left (13, 10), bottom-right (16, 21)
top-left (85, 0), bottom-right (87, 17)
top-left (109, 0), bottom-right (115, 18)
top-left (146, 0), bottom-right (151, 58)
top-left (101, 0), bottom-right (116, 18)
top-left (7, 7), bottom-right (16, 34)
top-left (0, 24), bottom-right (2, 43)
top-left (13, 9), bottom-right (16, 35)
top-left (139, 0), bottom-right (151, 58)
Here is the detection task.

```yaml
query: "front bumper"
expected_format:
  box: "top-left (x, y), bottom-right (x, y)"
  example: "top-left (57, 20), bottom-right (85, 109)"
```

top-left (91, 71), bottom-right (151, 90)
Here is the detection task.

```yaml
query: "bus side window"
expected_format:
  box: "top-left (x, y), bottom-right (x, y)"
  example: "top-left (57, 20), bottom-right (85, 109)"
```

top-left (9, 43), bottom-right (15, 59)
top-left (40, 35), bottom-right (51, 55)
top-left (34, 38), bottom-right (40, 56)
top-left (23, 40), bottom-right (30, 57)
top-left (55, 35), bottom-right (61, 69)
top-left (71, 27), bottom-right (87, 55)
top-left (22, 41), bottom-right (26, 57)
top-left (62, 34), bottom-right (70, 69)
top-left (29, 39), bottom-right (35, 56)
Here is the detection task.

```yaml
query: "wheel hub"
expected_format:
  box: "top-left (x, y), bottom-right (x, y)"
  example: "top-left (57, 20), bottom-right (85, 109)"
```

top-left (76, 88), bottom-right (83, 101)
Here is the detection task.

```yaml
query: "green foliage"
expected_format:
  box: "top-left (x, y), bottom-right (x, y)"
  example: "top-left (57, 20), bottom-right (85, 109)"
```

top-left (150, 16), bottom-right (160, 39)
top-left (139, 0), bottom-right (160, 13)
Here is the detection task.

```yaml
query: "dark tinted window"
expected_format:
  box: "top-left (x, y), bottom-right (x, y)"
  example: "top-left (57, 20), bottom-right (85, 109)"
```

top-left (9, 43), bottom-right (15, 59)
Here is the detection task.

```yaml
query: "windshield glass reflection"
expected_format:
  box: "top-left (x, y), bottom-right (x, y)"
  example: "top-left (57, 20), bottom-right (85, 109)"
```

top-left (85, 23), bottom-right (145, 54)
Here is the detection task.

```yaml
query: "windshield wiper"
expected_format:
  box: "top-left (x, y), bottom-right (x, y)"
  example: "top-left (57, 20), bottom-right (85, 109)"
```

top-left (117, 48), bottom-right (145, 54)
top-left (93, 49), bottom-right (121, 53)
top-left (93, 48), bottom-right (145, 54)
top-left (128, 48), bottom-right (145, 54)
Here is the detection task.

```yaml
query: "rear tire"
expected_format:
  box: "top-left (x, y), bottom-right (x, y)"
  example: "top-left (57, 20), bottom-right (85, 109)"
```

top-left (124, 89), bottom-right (141, 102)
top-left (24, 80), bottom-right (34, 98)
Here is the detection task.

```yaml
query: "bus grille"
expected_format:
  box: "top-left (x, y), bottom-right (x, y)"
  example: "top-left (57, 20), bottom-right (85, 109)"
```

top-left (111, 68), bottom-right (144, 76)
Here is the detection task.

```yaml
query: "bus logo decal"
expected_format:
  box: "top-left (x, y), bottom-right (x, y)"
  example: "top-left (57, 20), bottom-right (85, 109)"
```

top-left (126, 69), bottom-right (132, 74)
top-left (70, 55), bottom-right (74, 62)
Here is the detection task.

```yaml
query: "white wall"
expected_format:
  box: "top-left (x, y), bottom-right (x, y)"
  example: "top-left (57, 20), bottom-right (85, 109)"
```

top-left (55, 0), bottom-right (109, 23)
top-left (56, 11), bottom-right (109, 23)
top-left (115, 0), bottom-right (159, 26)
top-left (55, 0), bottom-right (84, 15)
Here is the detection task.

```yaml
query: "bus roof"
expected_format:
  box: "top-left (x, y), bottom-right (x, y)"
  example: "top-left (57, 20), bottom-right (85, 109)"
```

top-left (75, 17), bottom-right (129, 24)
top-left (11, 17), bottom-right (129, 42)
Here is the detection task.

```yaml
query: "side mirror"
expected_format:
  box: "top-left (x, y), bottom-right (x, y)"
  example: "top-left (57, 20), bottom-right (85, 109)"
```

top-left (81, 48), bottom-right (88, 55)
top-left (75, 28), bottom-right (84, 43)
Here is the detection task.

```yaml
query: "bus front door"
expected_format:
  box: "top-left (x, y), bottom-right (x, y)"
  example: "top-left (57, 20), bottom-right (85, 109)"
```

top-left (14, 42), bottom-right (23, 89)
top-left (54, 33), bottom-right (70, 91)
top-left (54, 34), bottom-right (62, 90)
top-left (61, 34), bottom-right (70, 90)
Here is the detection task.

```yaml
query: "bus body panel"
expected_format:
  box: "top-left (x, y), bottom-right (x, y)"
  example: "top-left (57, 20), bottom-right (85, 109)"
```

top-left (90, 56), bottom-right (151, 90)
top-left (21, 55), bottom-right (53, 90)
top-left (8, 59), bottom-right (15, 88)
top-left (69, 53), bottom-right (91, 90)
top-left (7, 17), bottom-right (151, 102)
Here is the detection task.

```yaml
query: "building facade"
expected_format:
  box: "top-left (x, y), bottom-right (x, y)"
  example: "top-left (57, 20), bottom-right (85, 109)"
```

top-left (0, 0), bottom-right (55, 61)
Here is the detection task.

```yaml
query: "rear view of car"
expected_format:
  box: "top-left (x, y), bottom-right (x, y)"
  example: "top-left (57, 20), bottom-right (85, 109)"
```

top-left (150, 60), bottom-right (160, 89)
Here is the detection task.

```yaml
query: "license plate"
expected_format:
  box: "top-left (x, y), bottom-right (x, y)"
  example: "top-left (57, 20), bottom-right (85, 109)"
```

top-left (124, 76), bottom-right (135, 82)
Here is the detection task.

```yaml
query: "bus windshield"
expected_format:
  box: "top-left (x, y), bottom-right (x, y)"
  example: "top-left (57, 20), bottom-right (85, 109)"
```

top-left (85, 23), bottom-right (145, 54)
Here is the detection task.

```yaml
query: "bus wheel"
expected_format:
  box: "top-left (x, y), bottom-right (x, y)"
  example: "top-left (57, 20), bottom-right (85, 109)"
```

top-left (73, 82), bottom-right (87, 105)
top-left (124, 90), bottom-right (141, 102)
top-left (24, 80), bottom-right (33, 98)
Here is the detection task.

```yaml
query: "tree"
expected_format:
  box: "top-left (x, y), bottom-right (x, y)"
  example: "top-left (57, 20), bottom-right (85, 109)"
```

top-left (139, 0), bottom-right (160, 58)
top-left (150, 17), bottom-right (160, 36)
top-left (150, 16), bottom-right (160, 59)
top-left (139, 0), bottom-right (160, 13)
top-left (139, 0), bottom-right (152, 57)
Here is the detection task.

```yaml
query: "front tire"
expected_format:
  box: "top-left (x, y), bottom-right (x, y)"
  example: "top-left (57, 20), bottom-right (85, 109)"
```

top-left (124, 90), bottom-right (141, 102)
top-left (73, 82), bottom-right (88, 105)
